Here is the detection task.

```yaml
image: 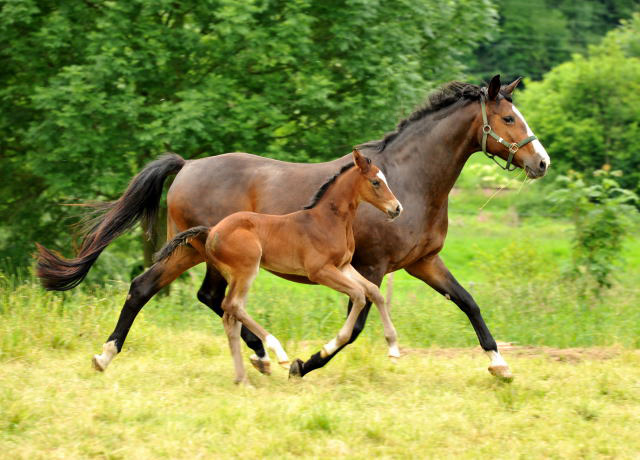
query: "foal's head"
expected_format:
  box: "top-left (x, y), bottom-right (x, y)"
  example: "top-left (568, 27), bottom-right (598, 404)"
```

top-left (352, 149), bottom-right (402, 219)
top-left (479, 74), bottom-right (550, 178)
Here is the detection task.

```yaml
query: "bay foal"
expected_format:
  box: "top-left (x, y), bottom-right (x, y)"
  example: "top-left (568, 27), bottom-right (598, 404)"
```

top-left (151, 149), bottom-right (402, 383)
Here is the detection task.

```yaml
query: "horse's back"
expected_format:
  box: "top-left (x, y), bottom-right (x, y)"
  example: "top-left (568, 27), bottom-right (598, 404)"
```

top-left (167, 152), bottom-right (349, 232)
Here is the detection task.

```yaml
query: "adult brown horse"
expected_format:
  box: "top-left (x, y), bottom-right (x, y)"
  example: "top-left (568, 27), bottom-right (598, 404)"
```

top-left (37, 75), bottom-right (550, 380)
top-left (146, 149), bottom-right (402, 384)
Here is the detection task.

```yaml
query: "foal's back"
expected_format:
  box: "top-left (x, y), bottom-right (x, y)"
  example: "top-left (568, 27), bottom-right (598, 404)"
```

top-left (205, 209), bottom-right (350, 279)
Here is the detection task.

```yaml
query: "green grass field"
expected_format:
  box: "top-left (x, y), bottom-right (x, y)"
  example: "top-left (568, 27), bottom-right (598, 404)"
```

top-left (2, 164), bottom-right (639, 458)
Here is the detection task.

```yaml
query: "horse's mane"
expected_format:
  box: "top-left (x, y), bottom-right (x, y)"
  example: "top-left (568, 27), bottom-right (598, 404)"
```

top-left (302, 157), bottom-right (370, 210)
top-left (357, 81), bottom-right (486, 153)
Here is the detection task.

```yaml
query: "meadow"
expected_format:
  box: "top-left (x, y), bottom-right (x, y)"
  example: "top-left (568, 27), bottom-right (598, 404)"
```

top-left (1, 159), bottom-right (639, 458)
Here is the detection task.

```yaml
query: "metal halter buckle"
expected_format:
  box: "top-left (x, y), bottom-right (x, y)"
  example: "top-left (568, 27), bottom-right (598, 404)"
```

top-left (508, 143), bottom-right (519, 154)
top-left (482, 124), bottom-right (492, 134)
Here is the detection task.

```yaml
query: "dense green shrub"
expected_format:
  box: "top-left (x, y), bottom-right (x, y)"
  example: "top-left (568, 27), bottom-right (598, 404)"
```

top-left (549, 169), bottom-right (638, 292)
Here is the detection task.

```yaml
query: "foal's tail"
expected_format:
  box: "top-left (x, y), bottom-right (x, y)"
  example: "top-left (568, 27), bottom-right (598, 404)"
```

top-left (154, 226), bottom-right (210, 263)
top-left (35, 153), bottom-right (186, 291)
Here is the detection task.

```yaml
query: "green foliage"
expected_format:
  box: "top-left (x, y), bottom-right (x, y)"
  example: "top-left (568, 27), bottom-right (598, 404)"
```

top-left (470, 0), bottom-right (637, 81)
top-left (549, 169), bottom-right (639, 292)
top-left (0, 0), bottom-right (497, 271)
top-left (592, 11), bottom-right (640, 58)
top-left (518, 26), bottom-right (640, 199)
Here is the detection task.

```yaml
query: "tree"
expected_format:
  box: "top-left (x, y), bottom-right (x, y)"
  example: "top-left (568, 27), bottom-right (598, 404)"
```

top-left (0, 0), bottom-right (497, 273)
top-left (469, 0), bottom-right (637, 82)
top-left (518, 16), bottom-right (640, 199)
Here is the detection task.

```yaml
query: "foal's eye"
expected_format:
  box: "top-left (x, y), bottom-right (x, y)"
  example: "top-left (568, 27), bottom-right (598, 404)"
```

top-left (502, 116), bottom-right (515, 124)
top-left (371, 180), bottom-right (380, 187)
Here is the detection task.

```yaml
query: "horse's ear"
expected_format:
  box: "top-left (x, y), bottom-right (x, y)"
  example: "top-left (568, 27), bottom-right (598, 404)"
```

top-left (503, 77), bottom-right (522, 96)
top-left (352, 148), bottom-right (370, 173)
top-left (487, 74), bottom-right (501, 100)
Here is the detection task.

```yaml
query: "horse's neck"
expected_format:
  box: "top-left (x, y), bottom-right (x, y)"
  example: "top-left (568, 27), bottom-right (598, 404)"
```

top-left (380, 103), bottom-right (477, 208)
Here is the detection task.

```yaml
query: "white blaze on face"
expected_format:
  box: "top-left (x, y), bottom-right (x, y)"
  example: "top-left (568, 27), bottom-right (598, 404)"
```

top-left (376, 170), bottom-right (403, 213)
top-left (376, 170), bottom-right (389, 187)
top-left (512, 105), bottom-right (551, 165)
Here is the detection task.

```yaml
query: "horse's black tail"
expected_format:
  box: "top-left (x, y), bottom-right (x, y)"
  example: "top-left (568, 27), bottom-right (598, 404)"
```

top-left (36, 153), bottom-right (186, 291)
top-left (154, 226), bottom-right (210, 264)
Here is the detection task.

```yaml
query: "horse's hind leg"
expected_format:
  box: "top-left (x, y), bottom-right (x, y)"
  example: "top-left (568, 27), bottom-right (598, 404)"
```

top-left (92, 247), bottom-right (202, 372)
top-left (197, 267), bottom-right (269, 374)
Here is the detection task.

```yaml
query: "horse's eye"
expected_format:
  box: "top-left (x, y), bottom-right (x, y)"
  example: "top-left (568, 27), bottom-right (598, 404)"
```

top-left (371, 180), bottom-right (380, 187)
top-left (503, 116), bottom-right (515, 124)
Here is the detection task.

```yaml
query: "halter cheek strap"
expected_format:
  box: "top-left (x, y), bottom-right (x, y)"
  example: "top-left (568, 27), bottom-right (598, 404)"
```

top-left (480, 97), bottom-right (537, 171)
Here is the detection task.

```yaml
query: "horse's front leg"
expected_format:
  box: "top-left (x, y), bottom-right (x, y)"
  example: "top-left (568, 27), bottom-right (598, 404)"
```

top-left (405, 255), bottom-right (513, 381)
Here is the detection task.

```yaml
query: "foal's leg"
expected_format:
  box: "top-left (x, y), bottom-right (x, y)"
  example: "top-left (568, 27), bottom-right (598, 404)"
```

top-left (343, 265), bottom-right (400, 359)
top-left (92, 247), bottom-right (202, 371)
top-left (221, 275), bottom-right (289, 383)
top-left (299, 266), bottom-right (368, 361)
top-left (197, 267), bottom-right (269, 374)
top-left (405, 255), bottom-right (512, 380)
top-left (221, 275), bottom-right (290, 368)
top-left (221, 309), bottom-right (246, 385)
top-left (290, 266), bottom-right (383, 378)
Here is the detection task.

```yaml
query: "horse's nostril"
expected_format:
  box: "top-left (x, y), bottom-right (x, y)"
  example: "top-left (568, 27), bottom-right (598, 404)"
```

top-left (539, 160), bottom-right (547, 171)
top-left (395, 205), bottom-right (401, 213)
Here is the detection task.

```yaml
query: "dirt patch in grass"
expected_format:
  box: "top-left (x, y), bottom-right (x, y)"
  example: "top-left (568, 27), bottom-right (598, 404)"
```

top-left (403, 342), bottom-right (637, 362)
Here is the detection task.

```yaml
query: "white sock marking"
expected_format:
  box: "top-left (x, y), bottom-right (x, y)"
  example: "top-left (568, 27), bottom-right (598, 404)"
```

top-left (265, 334), bottom-right (288, 363)
top-left (94, 340), bottom-right (118, 370)
top-left (388, 344), bottom-right (400, 358)
top-left (322, 338), bottom-right (339, 357)
top-left (486, 350), bottom-right (508, 367)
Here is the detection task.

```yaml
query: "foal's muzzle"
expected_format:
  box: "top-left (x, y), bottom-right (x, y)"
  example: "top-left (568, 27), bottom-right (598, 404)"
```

top-left (387, 202), bottom-right (403, 220)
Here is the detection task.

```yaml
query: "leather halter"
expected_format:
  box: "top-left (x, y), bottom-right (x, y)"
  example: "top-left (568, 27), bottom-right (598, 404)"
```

top-left (480, 96), bottom-right (537, 171)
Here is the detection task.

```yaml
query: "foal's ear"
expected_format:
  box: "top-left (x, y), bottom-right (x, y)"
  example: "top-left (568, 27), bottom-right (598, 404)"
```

top-left (487, 74), bottom-right (501, 100)
top-left (503, 77), bottom-right (522, 96)
top-left (352, 148), bottom-right (370, 173)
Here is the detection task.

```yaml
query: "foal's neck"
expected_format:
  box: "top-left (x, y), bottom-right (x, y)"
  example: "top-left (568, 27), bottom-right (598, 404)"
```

top-left (309, 168), bottom-right (360, 223)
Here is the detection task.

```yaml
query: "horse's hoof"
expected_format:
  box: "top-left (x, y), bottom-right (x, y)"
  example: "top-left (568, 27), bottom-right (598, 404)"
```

top-left (249, 354), bottom-right (272, 375)
top-left (389, 356), bottom-right (400, 365)
top-left (288, 359), bottom-right (304, 379)
top-left (279, 360), bottom-right (290, 370)
top-left (92, 355), bottom-right (105, 372)
top-left (489, 365), bottom-right (514, 382)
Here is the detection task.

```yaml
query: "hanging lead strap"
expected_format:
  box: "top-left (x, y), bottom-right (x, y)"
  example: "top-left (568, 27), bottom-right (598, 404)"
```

top-left (480, 97), bottom-right (537, 171)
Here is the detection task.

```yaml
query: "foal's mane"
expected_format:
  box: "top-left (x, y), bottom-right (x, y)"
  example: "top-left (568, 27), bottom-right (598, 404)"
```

top-left (358, 81), bottom-right (485, 153)
top-left (302, 157), bottom-right (371, 210)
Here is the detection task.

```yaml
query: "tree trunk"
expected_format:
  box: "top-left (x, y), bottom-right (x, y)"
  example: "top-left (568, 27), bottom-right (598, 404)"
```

top-left (142, 205), bottom-right (170, 295)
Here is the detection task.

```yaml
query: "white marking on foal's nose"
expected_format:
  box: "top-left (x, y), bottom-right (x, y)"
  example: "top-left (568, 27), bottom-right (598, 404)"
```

top-left (512, 105), bottom-right (551, 165)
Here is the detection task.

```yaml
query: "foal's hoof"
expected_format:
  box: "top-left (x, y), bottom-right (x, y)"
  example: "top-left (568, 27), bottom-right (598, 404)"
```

top-left (489, 365), bottom-right (514, 382)
top-left (91, 355), bottom-right (106, 372)
top-left (288, 359), bottom-right (304, 379)
top-left (249, 354), bottom-right (272, 376)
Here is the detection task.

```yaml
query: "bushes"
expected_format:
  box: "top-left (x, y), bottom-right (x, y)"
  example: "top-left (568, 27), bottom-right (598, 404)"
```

top-left (549, 169), bottom-right (639, 292)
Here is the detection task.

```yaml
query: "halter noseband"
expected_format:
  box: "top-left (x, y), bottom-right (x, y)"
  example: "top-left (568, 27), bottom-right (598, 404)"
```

top-left (480, 96), bottom-right (537, 171)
